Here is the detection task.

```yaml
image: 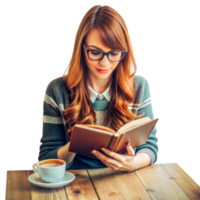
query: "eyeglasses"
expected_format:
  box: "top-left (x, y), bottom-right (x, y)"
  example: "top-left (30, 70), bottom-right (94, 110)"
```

top-left (83, 44), bottom-right (127, 62)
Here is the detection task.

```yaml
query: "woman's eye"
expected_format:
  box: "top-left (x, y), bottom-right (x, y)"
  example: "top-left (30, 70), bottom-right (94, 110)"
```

top-left (111, 52), bottom-right (119, 56)
top-left (91, 51), bottom-right (100, 55)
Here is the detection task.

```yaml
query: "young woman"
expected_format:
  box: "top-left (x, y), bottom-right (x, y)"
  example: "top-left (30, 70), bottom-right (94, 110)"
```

top-left (39, 5), bottom-right (158, 172)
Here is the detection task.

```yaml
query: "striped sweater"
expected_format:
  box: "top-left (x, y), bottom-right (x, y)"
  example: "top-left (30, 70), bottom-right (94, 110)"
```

top-left (39, 75), bottom-right (158, 169)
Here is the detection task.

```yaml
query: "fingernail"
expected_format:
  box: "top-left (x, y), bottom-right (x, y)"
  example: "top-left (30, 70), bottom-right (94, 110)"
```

top-left (92, 150), bottom-right (96, 154)
top-left (128, 143), bottom-right (131, 146)
top-left (101, 148), bottom-right (105, 151)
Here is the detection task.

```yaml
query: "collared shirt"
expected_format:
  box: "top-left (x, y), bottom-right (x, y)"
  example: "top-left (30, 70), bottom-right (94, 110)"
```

top-left (88, 85), bottom-right (111, 103)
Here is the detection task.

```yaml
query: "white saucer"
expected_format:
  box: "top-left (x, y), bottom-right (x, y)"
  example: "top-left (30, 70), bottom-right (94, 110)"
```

top-left (28, 171), bottom-right (75, 188)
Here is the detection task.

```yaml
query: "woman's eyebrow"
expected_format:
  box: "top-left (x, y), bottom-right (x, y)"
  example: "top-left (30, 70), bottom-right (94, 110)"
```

top-left (86, 45), bottom-right (117, 52)
top-left (87, 45), bottom-right (103, 51)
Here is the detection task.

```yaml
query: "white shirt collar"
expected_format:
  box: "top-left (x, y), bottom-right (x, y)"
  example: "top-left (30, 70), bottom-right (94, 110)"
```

top-left (88, 85), bottom-right (111, 103)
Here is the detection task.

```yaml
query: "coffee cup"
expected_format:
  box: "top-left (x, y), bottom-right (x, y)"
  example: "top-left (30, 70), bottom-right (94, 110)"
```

top-left (32, 159), bottom-right (66, 183)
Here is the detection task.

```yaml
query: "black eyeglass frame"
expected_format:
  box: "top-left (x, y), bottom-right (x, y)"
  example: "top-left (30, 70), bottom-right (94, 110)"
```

top-left (83, 44), bottom-right (127, 62)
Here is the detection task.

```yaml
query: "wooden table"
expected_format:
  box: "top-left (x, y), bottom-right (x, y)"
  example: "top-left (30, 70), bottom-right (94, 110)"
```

top-left (6, 163), bottom-right (200, 200)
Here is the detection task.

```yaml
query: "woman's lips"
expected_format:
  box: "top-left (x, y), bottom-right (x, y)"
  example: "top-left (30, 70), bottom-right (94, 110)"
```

top-left (96, 68), bottom-right (109, 73)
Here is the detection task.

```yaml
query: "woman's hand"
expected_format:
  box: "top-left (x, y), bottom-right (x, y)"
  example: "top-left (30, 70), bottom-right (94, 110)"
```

top-left (91, 143), bottom-right (138, 172)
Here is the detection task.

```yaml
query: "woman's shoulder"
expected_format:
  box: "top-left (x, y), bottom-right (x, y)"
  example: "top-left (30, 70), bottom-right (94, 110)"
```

top-left (44, 75), bottom-right (67, 93)
top-left (134, 75), bottom-right (149, 90)
top-left (133, 75), bottom-right (151, 102)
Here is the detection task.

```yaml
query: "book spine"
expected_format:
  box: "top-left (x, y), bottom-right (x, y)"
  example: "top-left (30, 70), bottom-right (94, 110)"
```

top-left (108, 135), bottom-right (121, 151)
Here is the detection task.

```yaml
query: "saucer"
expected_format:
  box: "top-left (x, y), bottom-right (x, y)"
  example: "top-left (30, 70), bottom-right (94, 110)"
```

top-left (28, 171), bottom-right (75, 188)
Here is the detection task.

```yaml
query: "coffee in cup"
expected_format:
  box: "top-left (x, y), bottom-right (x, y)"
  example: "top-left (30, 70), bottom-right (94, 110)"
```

top-left (32, 159), bottom-right (66, 183)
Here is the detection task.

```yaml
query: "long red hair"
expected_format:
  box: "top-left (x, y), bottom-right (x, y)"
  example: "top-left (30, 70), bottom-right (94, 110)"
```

top-left (63, 5), bottom-right (143, 137)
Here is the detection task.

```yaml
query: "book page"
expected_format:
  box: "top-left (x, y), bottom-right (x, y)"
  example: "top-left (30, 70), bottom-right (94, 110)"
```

top-left (75, 124), bottom-right (116, 134)
top-left (117, 117), bottom-right (151, 134)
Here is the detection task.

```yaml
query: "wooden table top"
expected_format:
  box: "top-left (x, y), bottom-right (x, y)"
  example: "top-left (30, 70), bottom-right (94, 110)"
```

top-left (6, 163), bottom-right (200, 200)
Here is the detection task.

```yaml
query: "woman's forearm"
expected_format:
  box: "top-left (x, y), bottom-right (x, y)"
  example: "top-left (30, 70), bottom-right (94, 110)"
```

top-left (133, 152), bottom-right (151, 171)
top-left (57, 142), bottom-right (76, 165)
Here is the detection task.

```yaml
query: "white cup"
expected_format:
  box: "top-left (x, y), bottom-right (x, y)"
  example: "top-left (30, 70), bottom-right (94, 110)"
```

top-left (32, 159), bottom-right (66, 183)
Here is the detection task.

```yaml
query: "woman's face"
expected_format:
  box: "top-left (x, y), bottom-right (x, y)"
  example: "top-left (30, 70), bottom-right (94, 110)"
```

top-left (83, 29), bottom-right (120, 83)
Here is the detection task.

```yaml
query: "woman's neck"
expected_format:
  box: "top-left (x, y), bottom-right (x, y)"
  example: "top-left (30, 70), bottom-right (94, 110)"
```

top-left (86, 79), bottom-right (112, 94)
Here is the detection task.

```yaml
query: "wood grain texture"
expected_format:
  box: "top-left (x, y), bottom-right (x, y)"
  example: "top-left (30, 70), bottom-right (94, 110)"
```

top-left (65, 169), bottom-right (99, 200)
top-left (135, 164), bottom-right (190, 200)
top-left (161, 162), bottom-right (200, 199)
top-left (6, 164), bottom-right (200, 200)
top-left (6, 170), bottom-right (31, 200)
top-left (88, 167), bottom-right (152, 200)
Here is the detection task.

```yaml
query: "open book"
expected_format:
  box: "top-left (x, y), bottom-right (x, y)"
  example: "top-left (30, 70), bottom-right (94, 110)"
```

top-left (69, 117), bottom-right (158, 157)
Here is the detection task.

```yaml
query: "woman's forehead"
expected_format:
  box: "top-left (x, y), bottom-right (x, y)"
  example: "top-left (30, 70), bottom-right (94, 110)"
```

top-left (84, 29), bottom-right (120, 52)
top-left (84, 29), bottom-right (102, 43)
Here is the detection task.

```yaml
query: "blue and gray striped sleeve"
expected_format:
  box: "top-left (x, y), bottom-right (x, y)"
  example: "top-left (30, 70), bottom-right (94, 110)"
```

top-left (38, 80), bottom-right (73, 168)
top-left (130, 76), bottom-right (158, 164)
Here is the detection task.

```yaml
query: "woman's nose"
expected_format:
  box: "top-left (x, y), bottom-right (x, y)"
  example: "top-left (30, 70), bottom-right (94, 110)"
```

top-left (99, 54), bottom-right (110, 66)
